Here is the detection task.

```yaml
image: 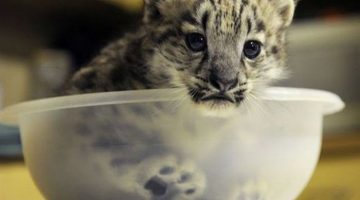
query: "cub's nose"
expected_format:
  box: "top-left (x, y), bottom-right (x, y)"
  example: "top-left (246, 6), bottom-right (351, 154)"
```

top-left (209, 72), bottom-right (238, 92)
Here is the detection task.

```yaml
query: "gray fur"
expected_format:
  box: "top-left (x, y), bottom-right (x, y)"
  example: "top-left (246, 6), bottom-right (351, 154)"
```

top-left (66, 0), bottom-right (296, 111)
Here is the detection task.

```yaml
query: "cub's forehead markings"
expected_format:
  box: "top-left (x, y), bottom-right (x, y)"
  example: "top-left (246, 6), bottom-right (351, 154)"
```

top-left (247, 18), bottom-right (252, 34)
top-left (242, 0), bottom-right (249, 6)
top-left (201, 11), bottom-right (209, 31)
top-left (180, 11), bottom-right (209, 33)
top-left (257, 20), bottom-right (266, 33)
top-left (202, 0), bottom-right (254, 35)
top-left (181, 11), bottom-right (200, 26)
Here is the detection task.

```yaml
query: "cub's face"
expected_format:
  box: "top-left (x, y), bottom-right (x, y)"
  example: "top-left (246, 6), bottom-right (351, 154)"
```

top-left (143, 0), bottom-right (296, 113)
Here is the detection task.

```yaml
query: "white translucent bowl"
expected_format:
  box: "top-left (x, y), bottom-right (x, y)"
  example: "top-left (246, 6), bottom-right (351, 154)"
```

top-left (0, 87), bottom-right (344, 200)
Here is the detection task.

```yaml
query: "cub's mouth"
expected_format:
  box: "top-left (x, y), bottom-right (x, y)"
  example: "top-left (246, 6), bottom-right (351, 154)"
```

top-left (201, 93), bottom-right (235, 103)
top-left (187, 87), bottom-right (246, 112)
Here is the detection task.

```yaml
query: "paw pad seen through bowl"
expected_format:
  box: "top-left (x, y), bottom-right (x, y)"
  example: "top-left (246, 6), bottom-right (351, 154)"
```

top-left (144, 177), bottom-right (167, 196)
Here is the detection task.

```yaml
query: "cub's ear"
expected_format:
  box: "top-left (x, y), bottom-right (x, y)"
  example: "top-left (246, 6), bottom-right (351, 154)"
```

top-left (143, 0), bottom-right (162, 23)
top-left (270, 0), bottom-right (298, 27)
top-left (143, 0), bottom-right (189, 24)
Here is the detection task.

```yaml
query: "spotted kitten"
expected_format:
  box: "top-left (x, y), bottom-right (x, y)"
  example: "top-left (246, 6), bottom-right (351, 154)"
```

top-left (65, 1), bottom-right (298, 199)
top-left (66, 0), bottom-right (297, 112)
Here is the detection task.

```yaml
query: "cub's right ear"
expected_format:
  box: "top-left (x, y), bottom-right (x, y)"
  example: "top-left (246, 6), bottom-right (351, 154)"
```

top-left (143, 0), bottom-right (162, 23)
top-left (143, 0), bottom-right (189, 24)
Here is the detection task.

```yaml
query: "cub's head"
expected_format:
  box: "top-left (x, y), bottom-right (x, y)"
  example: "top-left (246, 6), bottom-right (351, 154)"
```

top-left (142, 0), bottom-right (297, 113)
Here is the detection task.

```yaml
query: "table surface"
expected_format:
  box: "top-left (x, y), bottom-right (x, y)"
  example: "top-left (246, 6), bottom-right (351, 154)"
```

top-left (1, 134), bottom-right (360, 200)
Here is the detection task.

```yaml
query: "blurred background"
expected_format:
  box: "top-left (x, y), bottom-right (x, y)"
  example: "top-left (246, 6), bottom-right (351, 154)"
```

top-left (0, 0), bottom-right (359, 199)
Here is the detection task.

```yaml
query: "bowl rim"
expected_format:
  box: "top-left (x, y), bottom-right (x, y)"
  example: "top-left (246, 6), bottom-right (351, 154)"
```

top-left (0, 87), bottom-right (345, 125)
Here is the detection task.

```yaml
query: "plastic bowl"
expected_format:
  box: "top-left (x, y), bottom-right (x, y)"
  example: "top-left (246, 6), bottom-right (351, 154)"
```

top-left (0, 87), bottom-right (344, 200)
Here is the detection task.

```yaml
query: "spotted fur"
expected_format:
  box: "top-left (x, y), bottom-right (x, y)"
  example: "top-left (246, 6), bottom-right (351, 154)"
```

top-left (66, 0), bottom-right (297, 112)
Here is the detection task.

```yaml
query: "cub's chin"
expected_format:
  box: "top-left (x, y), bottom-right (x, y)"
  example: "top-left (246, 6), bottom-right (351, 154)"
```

top-left (191, 98), bottom-right (240, 117)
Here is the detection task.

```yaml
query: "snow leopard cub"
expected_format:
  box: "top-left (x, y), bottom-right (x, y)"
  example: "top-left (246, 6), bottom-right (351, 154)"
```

top-left (67, 0), bottom-right (296, 112)
top-left (65, 0), bottom-right (297, 199)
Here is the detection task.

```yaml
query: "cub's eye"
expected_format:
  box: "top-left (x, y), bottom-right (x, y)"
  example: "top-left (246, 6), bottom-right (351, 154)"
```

top-left (243, 40), bottom-right (262, 59)
top-left (185, 33), bottom-right (207, 52)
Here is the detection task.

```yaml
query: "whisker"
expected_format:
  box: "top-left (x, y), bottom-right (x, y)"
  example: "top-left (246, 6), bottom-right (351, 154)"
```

top-left (165, 87), bottom-right (189, 111)
top-left (172, 92), bottom-right (190, 110)
top-left (241, 95), bottom-right (252, 115)
top-left (247, 93), bottom-right (268, 117)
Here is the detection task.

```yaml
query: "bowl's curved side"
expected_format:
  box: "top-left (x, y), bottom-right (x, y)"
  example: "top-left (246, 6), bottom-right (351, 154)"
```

top-left (20, 99), bottom-right (324, 200)
top-left (0, 89), bottom-right (182, 125)
top-left (263, 87), bottom-right (345, 115)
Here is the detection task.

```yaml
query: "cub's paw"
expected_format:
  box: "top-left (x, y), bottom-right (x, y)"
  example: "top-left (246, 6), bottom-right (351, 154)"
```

top-left (138, 156), bottom-right (206, 200)
top-left (232, 180), bottom-right (270, 200)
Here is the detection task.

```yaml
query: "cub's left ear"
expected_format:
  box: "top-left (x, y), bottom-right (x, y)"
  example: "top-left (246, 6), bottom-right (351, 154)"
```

top-left (271, 0), bottom-right (298, 27)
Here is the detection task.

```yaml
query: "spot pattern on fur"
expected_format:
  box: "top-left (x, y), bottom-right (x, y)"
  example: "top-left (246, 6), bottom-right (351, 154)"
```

top-left (66, 0), bottom-right (297, 111)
